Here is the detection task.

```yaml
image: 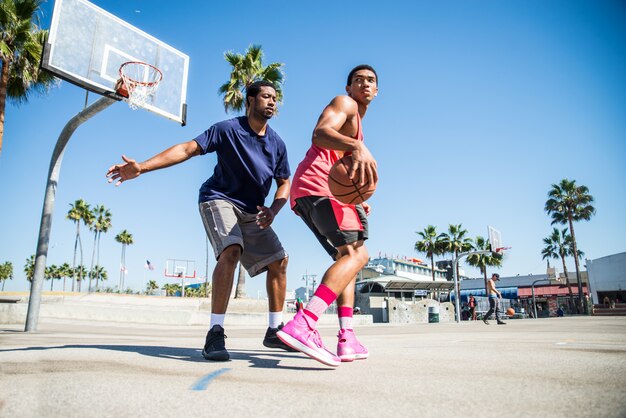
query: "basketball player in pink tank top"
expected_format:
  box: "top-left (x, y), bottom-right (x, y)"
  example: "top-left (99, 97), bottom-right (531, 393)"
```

top-left (278, 65), bottom-right (378, 366)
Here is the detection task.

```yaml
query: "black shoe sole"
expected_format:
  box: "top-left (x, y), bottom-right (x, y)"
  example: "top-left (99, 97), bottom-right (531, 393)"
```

top-left (263, 339), bottom-right (298, 352)
top-left (202, 349), bottom-right (230, 361)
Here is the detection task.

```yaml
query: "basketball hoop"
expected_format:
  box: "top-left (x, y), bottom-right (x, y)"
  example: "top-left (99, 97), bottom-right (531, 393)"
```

top-left (116, 61), bottom-right (163, 110)
top-left (495, 246), bottom-right (512, 256)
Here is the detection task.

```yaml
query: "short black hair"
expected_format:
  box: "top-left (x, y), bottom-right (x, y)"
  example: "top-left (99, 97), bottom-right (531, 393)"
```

top-left (246, 80), bottom-right (276, 104)
top-left (492, 273), bottom-right (500, 279)
top-left (347, 64), bottom-right (378, 86)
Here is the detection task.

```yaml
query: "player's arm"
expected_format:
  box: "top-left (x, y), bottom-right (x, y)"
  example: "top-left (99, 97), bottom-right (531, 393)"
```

top-left (106, 140), bottom-right (201, 186)
top-left (256, 177), bottom-right (290, 229)
top-left (312, 96), bottom-right (377, 186)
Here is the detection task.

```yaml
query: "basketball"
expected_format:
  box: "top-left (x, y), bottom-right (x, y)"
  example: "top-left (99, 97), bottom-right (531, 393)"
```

top-left (328, 155), bottom-right (377, 205)
top-left (506, 308), bottom-right (515, 316)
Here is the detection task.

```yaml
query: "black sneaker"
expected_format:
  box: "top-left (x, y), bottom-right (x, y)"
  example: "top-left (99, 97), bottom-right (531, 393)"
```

top-left (263, 323), bottom-right (298, 352)
top-left (497, 320), bottom-right (506, 325)
top-left (202, 325), bottom-right (229, 361)
top-left (483, 318), bottom-right (489, 325)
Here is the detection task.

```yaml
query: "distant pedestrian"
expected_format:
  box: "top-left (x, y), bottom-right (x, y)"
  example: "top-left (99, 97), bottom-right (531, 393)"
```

top-left (468, 294), bottom-right (477, 321)
top-left (483, 273), bottom-right (506, 325)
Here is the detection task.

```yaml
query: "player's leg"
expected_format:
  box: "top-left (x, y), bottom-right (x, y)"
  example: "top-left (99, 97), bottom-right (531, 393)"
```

top-left (484, 297), bottom-right (495, 325)
top-left (277, 197), bottom-right (366, 366)
top-left (336, 276), bottom-right (369, 361)
top-left (236, 211), bottom-right (294, 351)
top-left (198, 200), bottom-right (244, 361)
top-left (496, 299), bottom-right (506, 325)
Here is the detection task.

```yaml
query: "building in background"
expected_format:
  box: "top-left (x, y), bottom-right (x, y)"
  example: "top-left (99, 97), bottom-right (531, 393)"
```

top-left (586, 252), bottom-right (626, 305)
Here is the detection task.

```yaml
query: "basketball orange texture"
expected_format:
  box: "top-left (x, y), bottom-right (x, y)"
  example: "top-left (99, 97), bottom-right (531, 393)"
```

top-left (506, 308), bottom-right (515, 316)
top-left (328, 155), bottom-right (377, 205)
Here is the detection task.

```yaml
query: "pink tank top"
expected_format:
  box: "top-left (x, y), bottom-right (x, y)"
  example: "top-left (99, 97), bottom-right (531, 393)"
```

top-left (290, 113), bottom-right (363, 207)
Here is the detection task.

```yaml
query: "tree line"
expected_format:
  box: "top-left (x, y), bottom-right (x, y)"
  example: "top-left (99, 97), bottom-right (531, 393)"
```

top-left (413, 178), bottom-right (595, 315)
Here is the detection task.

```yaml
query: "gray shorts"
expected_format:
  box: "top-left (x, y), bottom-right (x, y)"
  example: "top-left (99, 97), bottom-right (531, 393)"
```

top-left (199, 199), bottom-right (287, 277)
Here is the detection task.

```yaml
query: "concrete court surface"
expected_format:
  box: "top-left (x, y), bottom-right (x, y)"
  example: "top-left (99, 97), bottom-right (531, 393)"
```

top-left (1, 316), bottom-right (625, 418)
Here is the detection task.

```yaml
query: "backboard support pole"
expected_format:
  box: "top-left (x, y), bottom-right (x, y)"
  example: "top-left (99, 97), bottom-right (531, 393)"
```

top-left (25, 96), bottom-right (116, 332)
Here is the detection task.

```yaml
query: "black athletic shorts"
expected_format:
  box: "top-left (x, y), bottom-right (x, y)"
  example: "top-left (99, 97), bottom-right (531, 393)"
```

top-left (293, 196), bottom-right (368, 258)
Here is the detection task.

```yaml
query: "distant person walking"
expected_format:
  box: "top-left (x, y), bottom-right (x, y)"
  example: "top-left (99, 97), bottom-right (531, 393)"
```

top-left (106, 81), bottom-right (294, 361)
top-left (483, 273), bottom-right (506, 325)
top-left (468, 294), bottom-right (477, 321)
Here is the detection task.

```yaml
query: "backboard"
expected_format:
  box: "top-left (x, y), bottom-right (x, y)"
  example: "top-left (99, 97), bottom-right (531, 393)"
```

top-left (487, 226), bottom-right (502, 253)
top-left (165, 259), bottom-right (196, 279)
top-left (41, 0), bottom-right (189, 125)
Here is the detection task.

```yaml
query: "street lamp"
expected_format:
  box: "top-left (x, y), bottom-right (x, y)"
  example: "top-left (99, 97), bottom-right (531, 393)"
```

top-left (302, 273), bottom-right (316, 302)
top-left (531, 278), bottom-right (560, 319)
top-left (452, 250), bottom-right (492, 323)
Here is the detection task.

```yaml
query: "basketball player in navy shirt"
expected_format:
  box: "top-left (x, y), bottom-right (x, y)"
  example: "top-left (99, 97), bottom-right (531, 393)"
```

top-left (106, 81), bottom-right (293, 361)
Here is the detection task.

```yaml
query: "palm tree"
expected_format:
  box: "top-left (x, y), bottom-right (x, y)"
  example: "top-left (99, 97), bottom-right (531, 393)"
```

top-left (0, 0), bottom-right (56, 156)
top-left (541, 228), bottom-right (579, 313)
top-left (415, 225), bottom-right (445, 299)
top-left (88, 205), bottom-right (112, 292)
top-left (545, 179), bottom-right (595, 313)
top-left (440, 224), bottom-right (474, 301)
top-left (0, 261), bottom-right (13, 290)
top-left (145, 280), bottom-right (159, 295)
top-left (163, 283), bottom-right (180, 297)
top-left (59, 262), bottom-right (71, 292)
top-left (466, 236), bottom-right (503, 295)
top-left (234, 264), bottom-right (246, 298)
top-left (89, 265), bottom-right (107, 290)
top-left (115, 230), bottom-right (133, 290)
top-left (47, 264), bottom-right (62, 291)
top-left (24, 254), bottom-right (34, 282)
top-left (66, 199), bottom-right (91, 291)
top-left (74, 265), bottom-right (87, 291)
top-left (218, 44), bottom-right (285, 113)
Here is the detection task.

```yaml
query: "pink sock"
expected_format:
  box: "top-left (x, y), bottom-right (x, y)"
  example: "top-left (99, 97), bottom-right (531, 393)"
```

top-left (338, 306), bottom-right (353, 330)
top-left (303, 284), bottom-right (337, 327)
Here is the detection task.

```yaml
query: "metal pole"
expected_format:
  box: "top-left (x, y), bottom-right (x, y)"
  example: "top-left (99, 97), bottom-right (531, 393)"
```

top-left (453, 255), bottom-right (461, 323)
top-left (453, 250), bottom-right (491, 324)
top-left (25, 96), bottom-right (116, 332)
top-left (532, 285), bottom-right (537, 319)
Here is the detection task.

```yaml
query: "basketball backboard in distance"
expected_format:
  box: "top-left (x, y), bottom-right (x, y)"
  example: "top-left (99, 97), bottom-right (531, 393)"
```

top-left (165, 259), bottom-right (196, 279)
top-left (488, 226), bottom-right (502, 253)
top-left (41, 0), bottom-right (189, 125)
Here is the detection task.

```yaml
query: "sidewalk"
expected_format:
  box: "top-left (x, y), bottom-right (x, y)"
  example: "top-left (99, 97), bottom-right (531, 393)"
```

top-left (0, 292), bottom-right (373, 327)
top-left (1, 316), bottom-right (625, 417)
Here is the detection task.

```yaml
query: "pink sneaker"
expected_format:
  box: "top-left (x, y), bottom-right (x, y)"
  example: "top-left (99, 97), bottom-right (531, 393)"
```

top-left (277, 311), bottom-right (341, 367)
top-left (337, 329), bottom-right (369, 362)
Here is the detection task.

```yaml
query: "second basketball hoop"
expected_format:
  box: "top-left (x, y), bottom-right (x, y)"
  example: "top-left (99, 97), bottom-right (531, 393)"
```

top-left (116, 61), bottom-right (163, 110)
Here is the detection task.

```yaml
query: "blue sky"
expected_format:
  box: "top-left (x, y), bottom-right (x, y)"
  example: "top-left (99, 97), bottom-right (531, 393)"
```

top-left (1, 0), bottom-right (625, 296)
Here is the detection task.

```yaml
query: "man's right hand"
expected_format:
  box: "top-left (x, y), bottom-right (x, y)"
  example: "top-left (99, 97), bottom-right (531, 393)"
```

top-left (106, 155), bottom-right (141, 186)
top-left (350, 142), bottom-right (378, 186)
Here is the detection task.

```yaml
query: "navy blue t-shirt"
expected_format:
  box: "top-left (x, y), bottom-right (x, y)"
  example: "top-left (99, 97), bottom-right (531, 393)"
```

top-left (195, 117), bottom-right (290, 213)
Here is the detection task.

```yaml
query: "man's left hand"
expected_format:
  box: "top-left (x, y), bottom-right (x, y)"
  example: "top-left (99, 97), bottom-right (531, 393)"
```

top-left (256, 205), bottom-right (275, 229)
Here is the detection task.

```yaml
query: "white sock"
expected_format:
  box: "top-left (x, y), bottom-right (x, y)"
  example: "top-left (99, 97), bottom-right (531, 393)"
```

top-left (210, 313), bottom-right (225, 328)
top-left (269, 311), bottom-right (283, 329)
top-left (339, 316), bottom-right (354, 330)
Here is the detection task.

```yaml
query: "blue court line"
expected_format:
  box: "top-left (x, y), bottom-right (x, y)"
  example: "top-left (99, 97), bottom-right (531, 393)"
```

top-left (190, 368), bottom-right (232, 391)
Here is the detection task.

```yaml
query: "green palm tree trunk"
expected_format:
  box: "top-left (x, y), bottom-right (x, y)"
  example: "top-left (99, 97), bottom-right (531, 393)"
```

top-left (0, 59), bottom-right (9, 154)
top-left (88, 232), bottom-right (97, 292)
top-left (567, 216), bottom-right (585, 313)
top-left (559, 254), bottom-right (575, 313)
top-left (72, 223), bottom-right (79, 291)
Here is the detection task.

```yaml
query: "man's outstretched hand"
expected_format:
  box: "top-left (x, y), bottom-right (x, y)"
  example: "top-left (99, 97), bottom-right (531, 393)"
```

top-left (106, 155), bottom-right (141, 186)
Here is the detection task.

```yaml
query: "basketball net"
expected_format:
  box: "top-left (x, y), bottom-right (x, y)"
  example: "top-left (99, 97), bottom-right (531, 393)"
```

top-left (117, 62), bottom-right (163, 110)
top-left (495, 246), bottom-right (512, 256)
